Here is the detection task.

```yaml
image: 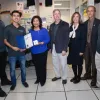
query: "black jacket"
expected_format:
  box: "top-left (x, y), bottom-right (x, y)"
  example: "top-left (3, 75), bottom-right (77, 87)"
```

top-left (96, 24), bottom-right (100, 53)
top-left (84, 18), bottom-right (100, 55)
top-left (48, 20), bottom-right (69, 53)
top-left (0, 20), bottom-right (6, 52)
top-left (67, 24), bottom-right (86, 65)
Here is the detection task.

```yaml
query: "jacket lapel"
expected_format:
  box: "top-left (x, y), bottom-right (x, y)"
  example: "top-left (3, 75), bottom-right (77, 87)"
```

top-left (92, 18), bottom-right (97, 34)
top-left (56, 20), bottom-right (63, 34)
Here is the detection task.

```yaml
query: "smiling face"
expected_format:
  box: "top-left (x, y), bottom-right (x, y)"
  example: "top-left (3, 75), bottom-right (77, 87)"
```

top-left (53, 10), bottom-right (61, 22)
top-left (87, 6), bottom-right (95, 19)
top-left (73, 13), bottom-right (80, 24)
top-left (33, 18), bottom-right (40, 28)
top-left (12, 13), bottom-right (21, 23)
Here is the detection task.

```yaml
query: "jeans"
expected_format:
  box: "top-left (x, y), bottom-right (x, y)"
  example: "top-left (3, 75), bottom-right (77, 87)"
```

top-left (9, 56), bottom-right (26, 85)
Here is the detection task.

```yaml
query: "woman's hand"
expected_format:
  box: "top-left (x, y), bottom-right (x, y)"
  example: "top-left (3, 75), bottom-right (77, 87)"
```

top-left (20, 49), bottom-right (26, 52)
top-left (38, 42), bottom-right (44, 45)
top-left (79, 53), bottom-right (83, 56)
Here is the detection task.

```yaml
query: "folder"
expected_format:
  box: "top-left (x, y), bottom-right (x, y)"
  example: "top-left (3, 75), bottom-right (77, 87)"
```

top-left (16, 33), bottom-right (33, 49)
top-left (16, 35), bottom-right (26, 49)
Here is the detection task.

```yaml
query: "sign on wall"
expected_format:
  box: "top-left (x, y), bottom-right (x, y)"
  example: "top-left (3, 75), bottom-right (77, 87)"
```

top-left (16, 2), bottom-right (24, 11)
top-left (87, 0), bottom-right (94, 6)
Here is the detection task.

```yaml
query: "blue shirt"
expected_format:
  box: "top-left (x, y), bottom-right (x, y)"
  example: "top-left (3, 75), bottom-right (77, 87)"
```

top-left (29, 28), bottom-right (50, 54)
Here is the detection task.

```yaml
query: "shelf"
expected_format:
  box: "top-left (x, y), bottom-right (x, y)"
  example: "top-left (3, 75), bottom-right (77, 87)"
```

top-left (54, 8), bottom-right (70, 10)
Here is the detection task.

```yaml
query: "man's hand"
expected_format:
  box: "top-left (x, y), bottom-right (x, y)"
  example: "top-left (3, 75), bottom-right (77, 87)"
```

top-left (49, 49), bottom-right (52, 53)
top-left (62, 51), bottom-right (67, 56)
top-left (79, 53), bottom-right (83, 56)
top-left (20, 49), bottom-right (26, 52)
top-left (12, 47), bottom-right (20, 51)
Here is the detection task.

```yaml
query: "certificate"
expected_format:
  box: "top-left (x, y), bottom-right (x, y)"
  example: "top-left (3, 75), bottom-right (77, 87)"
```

top-left (24, 33), bottom-right (33, 49)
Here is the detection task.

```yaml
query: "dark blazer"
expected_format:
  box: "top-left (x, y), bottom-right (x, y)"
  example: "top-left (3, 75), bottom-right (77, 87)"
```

top-left (48, 20), bottom-right (69, 53)
top-left (0, 20), bottom-right (6, 52)
top-left (67, 24), bottom-right (86, 65)
top-left (84, 18), bottom-right (100, 55)
top-left (96, 24), bottom-right (100, 53)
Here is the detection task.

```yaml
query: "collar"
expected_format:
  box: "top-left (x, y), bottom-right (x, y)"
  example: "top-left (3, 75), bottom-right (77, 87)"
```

top-left (89, 17), bottom-right (95, 23)
top-left (54, 20), bottom-right (62, 25)
top-left (11, 23), bottom-right (20, 29)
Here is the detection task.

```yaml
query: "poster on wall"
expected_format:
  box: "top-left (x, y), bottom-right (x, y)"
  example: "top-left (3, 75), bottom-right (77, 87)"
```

top-left (16, 2), bottom-right (24, 11)
top-left (83, 9), bottom-right (88, 21)
top-left (41, 17), bottom-right (47, 23)
top-left (87, 0), bottom-right (94, 6)
top-left (20, 6), bottom-right (37, 33)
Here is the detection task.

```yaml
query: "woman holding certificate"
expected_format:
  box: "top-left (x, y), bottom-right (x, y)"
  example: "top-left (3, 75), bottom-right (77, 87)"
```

top-left (67, 12), bottom-right (86, 84)
top-left (29, 16), bottom-right (50, 86)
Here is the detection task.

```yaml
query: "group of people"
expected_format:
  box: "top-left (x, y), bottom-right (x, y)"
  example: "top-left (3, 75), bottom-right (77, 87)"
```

top-left (0, 5), bottom-right (100, 97)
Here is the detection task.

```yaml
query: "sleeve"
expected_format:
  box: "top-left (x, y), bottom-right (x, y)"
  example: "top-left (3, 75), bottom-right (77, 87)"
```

top-left (97, 24), bottom-right (100, 41)
top-left (0, 21), bottom-right (5, 39)
top-left (63, 23), bottom-right (70, 52)
top-left (80, 25), bottom-right (86, 53)
top-left (0, 20), bottom-right (5, 28)
top-left (68, 26), bottom-right (72, 47)
top-left (43, 28), bottom-right (50, 44)
top-left (4, 27), bottom-right (9, 40)
top-left (47, 25), bottom-right (52, 49)
top-left (23, 27), bottom-right (26, 35)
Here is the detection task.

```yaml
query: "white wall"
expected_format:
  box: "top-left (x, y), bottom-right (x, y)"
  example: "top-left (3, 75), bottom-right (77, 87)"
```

top-left (75, 0), bottom-right (87, 8)
top-left (39, 0), bottom-right (71, 23)
top-left (70, 0), bottom-right (75, 18)
top-left (39, 0), bottom-right (53, 17)
top-left (95, 3), bottom-right (100, 19)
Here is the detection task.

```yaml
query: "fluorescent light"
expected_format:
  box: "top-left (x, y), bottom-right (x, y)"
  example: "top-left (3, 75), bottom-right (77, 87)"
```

top-left (54, 4), bottom-right (62, 6)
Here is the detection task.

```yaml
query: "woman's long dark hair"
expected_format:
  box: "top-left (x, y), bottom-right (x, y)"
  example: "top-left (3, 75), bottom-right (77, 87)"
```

top-left (71, 12), bottom-right (82, 25)
top-left (31, 15), bottom-right (42, 30)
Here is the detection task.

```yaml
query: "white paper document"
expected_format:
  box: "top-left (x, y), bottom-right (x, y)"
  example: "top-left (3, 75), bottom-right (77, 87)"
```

top-left (24, 33), bottom-right (33, 49)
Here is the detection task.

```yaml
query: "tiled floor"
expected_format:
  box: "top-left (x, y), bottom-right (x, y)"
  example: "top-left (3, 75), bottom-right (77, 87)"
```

top-left (0, 53), bottom-right (100, 100)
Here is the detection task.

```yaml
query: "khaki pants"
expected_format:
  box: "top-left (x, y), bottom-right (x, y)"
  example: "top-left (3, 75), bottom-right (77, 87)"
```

top-left (95, 52), bottom-right (100, 86)
top-left (52, 44), bottom-right (67, 80)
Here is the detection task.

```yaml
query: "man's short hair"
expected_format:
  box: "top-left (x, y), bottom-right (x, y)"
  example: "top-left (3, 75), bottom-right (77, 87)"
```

top-left (11, 10), bottom-right (22, 17)
top-left (87, 6), bottom-right (96, 12)
top-left (53, 9), bottom-right (61, 14)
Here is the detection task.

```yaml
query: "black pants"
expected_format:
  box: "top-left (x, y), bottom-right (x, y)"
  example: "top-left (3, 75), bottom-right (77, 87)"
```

top-left (84, 43), bottom-right (97, 82)
top-left (72, 65), bottom-right (83, 78)
top-left (32, 51), bottom-right (48, 84)
top-left (0, 51), bottom-right (8, 83)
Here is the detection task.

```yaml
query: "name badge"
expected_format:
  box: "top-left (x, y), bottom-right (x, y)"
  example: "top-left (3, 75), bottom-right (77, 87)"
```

top-left (33, 40), bottom-right (39, 45)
